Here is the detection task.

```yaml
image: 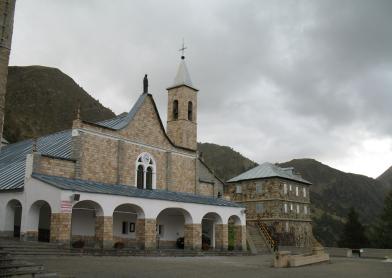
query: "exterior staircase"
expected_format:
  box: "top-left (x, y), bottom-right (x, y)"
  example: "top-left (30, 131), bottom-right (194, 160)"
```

top-left (0, 249), bottom-right (58, 277)
top-left (246, 217), bottom-right (277, 255)
top-left (0, 239), bottom-right (249, 257)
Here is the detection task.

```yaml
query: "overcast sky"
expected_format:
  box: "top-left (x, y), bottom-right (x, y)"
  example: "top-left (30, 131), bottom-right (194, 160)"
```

top-left (9, 0), bottom-right (392, 178)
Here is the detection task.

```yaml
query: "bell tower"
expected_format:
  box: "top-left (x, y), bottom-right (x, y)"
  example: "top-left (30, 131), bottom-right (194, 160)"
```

top-left (166, 51), bottom-right (198, 151)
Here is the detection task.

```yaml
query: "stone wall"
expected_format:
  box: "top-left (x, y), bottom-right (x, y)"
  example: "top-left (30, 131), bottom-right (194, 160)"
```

top-left (34, 155), bottom-right (76, 179)
top-left (197, 182), bottom-right (214, 196)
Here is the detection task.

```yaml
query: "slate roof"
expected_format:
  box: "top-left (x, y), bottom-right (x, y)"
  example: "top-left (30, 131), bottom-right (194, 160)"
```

top-left (32, 173), bottom-right (243, 208)
top-left (227, 162), bottom-right (311, 185)
top-left (0, 130), bottom-right (72, 190)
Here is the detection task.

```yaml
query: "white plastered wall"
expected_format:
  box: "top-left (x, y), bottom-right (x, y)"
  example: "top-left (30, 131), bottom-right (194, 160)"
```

top-left (1, 177), bottom-right (246, 239)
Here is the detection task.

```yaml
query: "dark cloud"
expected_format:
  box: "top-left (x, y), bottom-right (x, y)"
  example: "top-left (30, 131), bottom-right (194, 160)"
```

top-left (9, 0), bottom-right (392, 177)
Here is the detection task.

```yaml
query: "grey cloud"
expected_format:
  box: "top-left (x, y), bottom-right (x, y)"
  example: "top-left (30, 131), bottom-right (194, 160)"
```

top-left (9, 0), bottom-right (392, 177)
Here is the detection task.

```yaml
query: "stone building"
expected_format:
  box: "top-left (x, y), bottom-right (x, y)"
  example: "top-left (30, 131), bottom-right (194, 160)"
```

top-left (226, 162), bottom-right (313, 247)
top-left (0, 56), bottom-right (246, 251)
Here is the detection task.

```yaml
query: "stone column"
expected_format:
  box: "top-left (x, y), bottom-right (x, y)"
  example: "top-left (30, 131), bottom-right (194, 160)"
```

top-left (184, 224), bottom-right (201, 250)
top-left (144, 219), bottom-right (157, 250)
top-left (215, 224), bottom-right (228, 250)
top-left (0, 0), bottom-right (16, 144)
top-left (95, 216), bottom-right (113, 249)
top-left (50, 213), bottom-right (71, 245)
top-left (234, 225), bottom-right (247, 251)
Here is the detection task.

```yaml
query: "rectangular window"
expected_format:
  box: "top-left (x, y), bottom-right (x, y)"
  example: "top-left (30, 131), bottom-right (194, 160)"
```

top-left (296, 204), bottom-right (300, 214)
top-left (295, 186), bottom-right (299, 196)
top-left (290, 203), bottom-right (293, 211)
top-left (122, 221), bottom-right (128, 234)
top-left (129, 222), bottom-right (135, 233)
top-left (289, 184), bottom-right (292, 191)
top-left (304, 205), bottom-right (308, 215)
top-left (285, 222), bottom-right (289, 232)
top-left (303, 188), bottom-right (307, 198)
top-left (284, 203), bottom-right (288, 213)
top-left (235, 185), bottom-right (242, 194)
top-left (256, 183), bottom-right (263, 193)
top-left (283, 183), bottom-right (287, 195)
top-left (256, 203), bottom-right (264, 213)
top-left (158, 225), bottom-right (164, 236)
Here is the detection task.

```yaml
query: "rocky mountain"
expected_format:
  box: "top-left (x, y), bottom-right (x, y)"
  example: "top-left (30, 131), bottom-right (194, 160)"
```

top-left (3, 66), bottom-right (115, 143)
top-left (377, 166), bottom-right (392, 188)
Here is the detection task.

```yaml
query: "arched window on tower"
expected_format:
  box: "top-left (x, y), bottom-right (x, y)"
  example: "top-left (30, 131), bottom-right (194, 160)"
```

top-left (188, 101), bottom-right (193, 121)
top-left (173, 100), bottom-right (179, 120)
top-left (135, 152), bottom-right (156, 189)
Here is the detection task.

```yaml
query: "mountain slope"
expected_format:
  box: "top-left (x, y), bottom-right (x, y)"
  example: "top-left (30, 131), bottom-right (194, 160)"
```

top-left (279, 159), bottom-right (388, 223)
top-left (198, 142), bottom-right (257, 181)
top-left (377, 166), bottom-right (392, 188)
top-left (4, 66), bottom-right (115, 143)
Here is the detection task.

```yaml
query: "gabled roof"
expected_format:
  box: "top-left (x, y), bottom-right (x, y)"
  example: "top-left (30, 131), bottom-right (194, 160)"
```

top-left (95, 93), bottom-right (148, 130)
top-left (33, 173), bottom-right (243, 208)
top-left (227, 162), bottom-right (311, 185)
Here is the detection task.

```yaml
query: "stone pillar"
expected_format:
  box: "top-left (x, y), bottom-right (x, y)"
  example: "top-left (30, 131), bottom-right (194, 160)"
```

top-left (144, 219), bottom-right (157, 250)
top-left (234, 225), bottom-right (247, 251)
top-left (50, 213), bottom-right (71, 245)
top-left (184, 224), bottom-right (201, 250)
top-left (0, 0), bottom-right (16, 144)
top-left (215, 224), bottom-right (228, 250)
top-left (136, 218), bottom-right (153, 249)
top-left (95, 216), bottom-right (113, 249)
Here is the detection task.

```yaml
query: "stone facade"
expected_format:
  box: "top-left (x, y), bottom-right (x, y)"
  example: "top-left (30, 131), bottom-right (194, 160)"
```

top-left (227, 177), bottom-right (313, 247)
top-left (0, 0), bottom-right (16, 144)
top-left (65, 95), bottom-right (199, 194)
top-left (166, 86), bottom-right (197, 150)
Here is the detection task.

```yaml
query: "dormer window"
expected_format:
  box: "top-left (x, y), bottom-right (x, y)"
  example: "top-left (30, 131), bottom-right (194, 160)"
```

top-left (135, 152), bottom-right (156, 189)
top-left (173, 100), bottom-right (179, 120)
top-left (188, 101), bottom-right (193, 121)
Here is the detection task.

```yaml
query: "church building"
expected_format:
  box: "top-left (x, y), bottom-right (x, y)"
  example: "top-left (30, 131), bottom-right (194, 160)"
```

top-left (0, 56), bottom-right (246, 251)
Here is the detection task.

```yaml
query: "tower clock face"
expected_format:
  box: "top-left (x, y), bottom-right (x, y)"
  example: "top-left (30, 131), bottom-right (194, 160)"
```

top-left (142, 153), bottom-right (151, 164)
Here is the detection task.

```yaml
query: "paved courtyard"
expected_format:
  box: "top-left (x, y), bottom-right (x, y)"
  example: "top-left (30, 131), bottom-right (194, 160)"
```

top-left (25, 255), bottom-right (391, 278)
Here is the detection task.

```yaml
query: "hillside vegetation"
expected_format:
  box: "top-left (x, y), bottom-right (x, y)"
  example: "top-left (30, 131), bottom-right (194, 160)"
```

top-left (4, 66), bottom-right (115, 142)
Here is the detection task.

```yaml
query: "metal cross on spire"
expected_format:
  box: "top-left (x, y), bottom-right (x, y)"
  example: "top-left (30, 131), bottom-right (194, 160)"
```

top-left (179, 39), bottom-right (187, 60)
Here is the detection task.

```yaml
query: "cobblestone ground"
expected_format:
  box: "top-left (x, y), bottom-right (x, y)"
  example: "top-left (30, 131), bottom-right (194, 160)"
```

top-left (25, 255), bottom-right (391, 278)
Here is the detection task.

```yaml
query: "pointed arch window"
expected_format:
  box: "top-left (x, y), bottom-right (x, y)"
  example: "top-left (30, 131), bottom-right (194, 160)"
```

top-left (188, 101), bottom-right (193, 121)
top-left (135, 152), bottom-right (156, 190)
top-left (173, 100), bottom-right (179, 120)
